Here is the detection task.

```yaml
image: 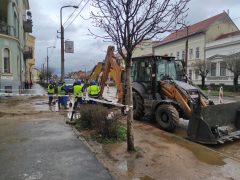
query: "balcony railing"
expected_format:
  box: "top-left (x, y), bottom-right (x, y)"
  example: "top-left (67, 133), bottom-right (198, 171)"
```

top-left (24, 47), bottom-right (33, 59)
top-left (23, 19), bottom-right (32, 33)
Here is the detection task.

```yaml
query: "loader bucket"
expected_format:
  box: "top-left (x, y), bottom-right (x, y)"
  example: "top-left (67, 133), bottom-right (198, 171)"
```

top-left (187, 102), bottom-right (240, 144)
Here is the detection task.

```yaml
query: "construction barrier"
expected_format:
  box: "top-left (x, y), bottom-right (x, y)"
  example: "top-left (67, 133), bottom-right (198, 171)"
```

top-left (0, 93), bottom-right (126, 107)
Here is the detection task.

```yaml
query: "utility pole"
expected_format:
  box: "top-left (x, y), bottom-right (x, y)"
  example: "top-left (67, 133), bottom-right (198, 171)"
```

top-left (60, 5), bottom-right (78, 81)
top-left (184, 26), bottom-right (189, 81)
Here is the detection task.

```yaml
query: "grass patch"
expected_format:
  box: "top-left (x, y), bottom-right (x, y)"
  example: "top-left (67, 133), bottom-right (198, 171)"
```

top-left (202, 90), bottom-right (240, 97)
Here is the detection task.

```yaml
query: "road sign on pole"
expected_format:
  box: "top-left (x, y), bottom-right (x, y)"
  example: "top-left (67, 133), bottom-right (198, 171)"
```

top-left (65, 41), bottom-right (74, 53)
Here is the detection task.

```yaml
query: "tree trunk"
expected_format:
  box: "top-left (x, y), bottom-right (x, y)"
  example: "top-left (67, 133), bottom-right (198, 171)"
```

top-left (233, 75), bottom-right (239, 91)
top-left (125, 60), bottom-right (135, 152)
top-left (201, 76), bottom-right (205, 89)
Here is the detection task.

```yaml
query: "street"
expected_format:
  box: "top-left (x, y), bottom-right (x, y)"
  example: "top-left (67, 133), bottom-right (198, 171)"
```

top-left (0, 84), bottom-right (112, 180)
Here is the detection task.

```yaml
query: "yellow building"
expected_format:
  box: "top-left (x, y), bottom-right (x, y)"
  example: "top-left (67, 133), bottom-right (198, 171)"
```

top-left (25, 34), bottom-right (35, 83)
top-left (153, 12), bottom-right (238, 84)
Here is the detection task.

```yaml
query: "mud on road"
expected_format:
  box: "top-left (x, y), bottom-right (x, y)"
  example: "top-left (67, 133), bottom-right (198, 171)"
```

top-left (1, 94), bottom-right (240, 180)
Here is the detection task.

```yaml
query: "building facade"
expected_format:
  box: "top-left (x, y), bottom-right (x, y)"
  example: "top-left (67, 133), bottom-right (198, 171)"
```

top-left (0, 0), bottom-right (33, 93)
top-left (206, 31), bottom-right (240, 85)
top-left (153, 12), bottom-right (238, 85)
top-left (25, 34), bottom-right (35, 84)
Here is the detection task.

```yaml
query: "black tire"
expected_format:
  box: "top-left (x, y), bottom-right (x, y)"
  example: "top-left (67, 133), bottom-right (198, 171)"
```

top-left (155, 104), bottom-right (179, 132)
top-left (133, 92), bottom-right (145, 119)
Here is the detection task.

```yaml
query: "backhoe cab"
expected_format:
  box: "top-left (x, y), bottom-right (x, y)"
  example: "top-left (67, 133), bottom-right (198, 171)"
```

top-left (131, 55), bottom-right (240, 144)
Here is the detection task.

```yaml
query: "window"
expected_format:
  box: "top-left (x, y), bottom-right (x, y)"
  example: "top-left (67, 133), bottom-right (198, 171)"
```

top-left (196, 47), bottom-right (200, 59)
top-left (211, 63), bottom-right (216, 76)
top-left (220, 62), bottom-right (226, 76)
top-left (189, 69), bottom-right (192, 80)
top-left (156, 60), bottom-right (177, 80)
top-left (189, 49), bottom-right (193, 59)
top-left (195, 70), bottom-right (199, 80)
top-left (176, 52), bottom-right (179, 60)
top-left (132, 60), bottom-right (152, 82)
top-left (182, 50), bottom-right (185, 60)
top-left (3, 48), bottom-right (10, 73)
top-left (5, 86), bottom-right (12, 93)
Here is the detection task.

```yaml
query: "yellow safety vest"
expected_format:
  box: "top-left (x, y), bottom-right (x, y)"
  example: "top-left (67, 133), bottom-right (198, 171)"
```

top-left (48, 84), bottom-right (54, 94)
top-left (58, 85), bottom-right (65, 95)
top-left (88, 85), bottom-right (100, 96)
top-left (74, 85), bottom-right (83, 97)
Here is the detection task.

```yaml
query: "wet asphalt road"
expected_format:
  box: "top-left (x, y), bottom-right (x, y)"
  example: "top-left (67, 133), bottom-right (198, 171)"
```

top-left (0, 84), bottom-right (112, 180)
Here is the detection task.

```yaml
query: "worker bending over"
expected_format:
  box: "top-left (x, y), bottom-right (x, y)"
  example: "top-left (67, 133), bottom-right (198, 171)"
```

top-left (87, 80), bottom-right (100, 104)
top-left (48, 79), bottom-right (55, 105)
top-left (73, 80), bottom-right (84, 109)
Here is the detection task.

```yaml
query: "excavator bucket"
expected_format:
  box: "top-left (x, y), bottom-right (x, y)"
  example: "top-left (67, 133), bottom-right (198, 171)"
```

top-left (187, 102), bottom-right (240, 144)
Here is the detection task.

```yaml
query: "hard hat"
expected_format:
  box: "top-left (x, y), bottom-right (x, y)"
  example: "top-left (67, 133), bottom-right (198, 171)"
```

top-left (76, 79), bottom-right (81, 84)
top-left (91, 80), bottom-right (96, 85)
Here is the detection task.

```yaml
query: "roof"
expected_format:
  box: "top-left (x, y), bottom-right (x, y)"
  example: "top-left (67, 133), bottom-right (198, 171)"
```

top-left (154, 12), bottom-right (228, 47)
top-left (215, 31), bottom-right (240, 40)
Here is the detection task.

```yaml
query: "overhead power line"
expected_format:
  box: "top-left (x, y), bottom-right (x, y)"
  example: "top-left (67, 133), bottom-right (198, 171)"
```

top-left (62, 0), bottom-right (84, 26)
top-left (64, 0), bottom-right (90, 31)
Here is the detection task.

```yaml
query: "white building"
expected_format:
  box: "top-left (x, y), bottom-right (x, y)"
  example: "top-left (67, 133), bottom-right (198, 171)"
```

top-left (206, 31), bottom-right (240, 85)
top-left (153, 12), bottom-right (239, 85)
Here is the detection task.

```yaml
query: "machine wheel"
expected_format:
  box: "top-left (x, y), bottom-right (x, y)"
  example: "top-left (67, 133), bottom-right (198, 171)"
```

top-left (133, 92), bottom-right (144, 119)
top-left (155, 104), bottom-right (179, 132)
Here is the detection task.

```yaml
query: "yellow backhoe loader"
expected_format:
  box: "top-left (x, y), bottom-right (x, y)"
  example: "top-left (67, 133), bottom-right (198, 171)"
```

top-left (92, 46), bottom-right (240, 144)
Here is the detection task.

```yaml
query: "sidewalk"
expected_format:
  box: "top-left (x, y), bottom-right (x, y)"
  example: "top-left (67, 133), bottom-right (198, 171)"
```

top-left (0, 87), bottom-right (112, 180)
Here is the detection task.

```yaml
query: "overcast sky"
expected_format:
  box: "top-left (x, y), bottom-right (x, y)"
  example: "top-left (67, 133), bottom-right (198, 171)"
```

top-left (29, 0), bottom-right (240, 75)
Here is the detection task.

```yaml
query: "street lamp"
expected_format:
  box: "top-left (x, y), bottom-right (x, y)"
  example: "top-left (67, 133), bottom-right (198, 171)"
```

top-left (60, 5), bottom-right (78, 81)
top-left (47, 46), bottom-right (56, 82)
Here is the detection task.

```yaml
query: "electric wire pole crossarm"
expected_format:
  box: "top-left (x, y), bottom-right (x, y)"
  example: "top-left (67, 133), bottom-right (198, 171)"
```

top-left (60, 5), bottom-right (78, 81)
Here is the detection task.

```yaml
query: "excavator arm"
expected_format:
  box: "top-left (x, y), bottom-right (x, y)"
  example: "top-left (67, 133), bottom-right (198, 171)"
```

top-left (90, 46), bottom-right (124, 103)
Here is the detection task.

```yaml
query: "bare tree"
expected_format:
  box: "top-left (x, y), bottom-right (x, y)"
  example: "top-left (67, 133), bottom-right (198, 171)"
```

top-left (192, 60), bottom-right (209, 88)
top-left (90, 0), bottom-right (189, 151)
top-left (224, 52), bottom-right (240, 91)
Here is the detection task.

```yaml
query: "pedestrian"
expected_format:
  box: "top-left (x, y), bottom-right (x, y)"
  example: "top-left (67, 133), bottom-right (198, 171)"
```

top-left (219, 86), bottom-right (224, 104)
top-left (73, 79), bottom-right (84, 109)
top-left (87, 80), bottom-right (100, 104)
top-left (29, 79), bottom-right (33, 89)
top-left (48, 79), bottom-right (55, 105)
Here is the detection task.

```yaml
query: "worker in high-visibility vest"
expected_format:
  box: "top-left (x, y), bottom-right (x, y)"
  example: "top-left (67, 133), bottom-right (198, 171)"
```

top-left (57, 81), bottom-right (68, 109)
top-left (48, 79), bottom-right (55, 105)
top-left (87, 80), bottom-right (100, 104)
top-left (73, 79), bottom-right (83, 109)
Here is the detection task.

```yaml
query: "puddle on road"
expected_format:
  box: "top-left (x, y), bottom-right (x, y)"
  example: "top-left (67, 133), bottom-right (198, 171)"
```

top-left (159, 131), bottom-right (226, 166)
top-left (213, 141), bottom-right (240, 160)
